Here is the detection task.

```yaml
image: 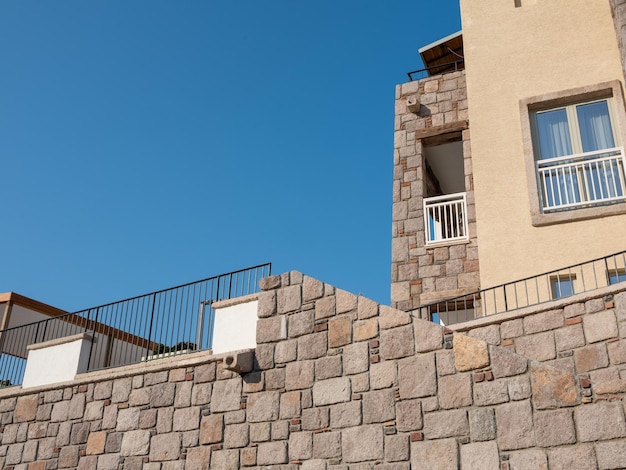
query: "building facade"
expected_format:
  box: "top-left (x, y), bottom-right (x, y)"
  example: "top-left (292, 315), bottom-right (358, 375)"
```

top-left (392, 0), bottom-right (626, 315)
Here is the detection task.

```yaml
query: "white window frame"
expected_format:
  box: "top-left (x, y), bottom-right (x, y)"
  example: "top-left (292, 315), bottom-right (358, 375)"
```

top-left (521, 81), bottom-right (626, 226)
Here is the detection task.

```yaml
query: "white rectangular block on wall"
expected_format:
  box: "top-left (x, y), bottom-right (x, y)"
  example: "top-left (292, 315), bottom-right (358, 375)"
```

top-left (22, 333), bottom-right (93, 388)
top-left (211, 297), bottom-right (258, 355)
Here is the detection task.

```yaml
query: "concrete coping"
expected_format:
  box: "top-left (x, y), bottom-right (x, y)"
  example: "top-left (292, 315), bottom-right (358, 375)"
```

top-left (211, 293), bottom-right (259, 310)
top-left (0, 347), bottom-right (256, 400)
top-left (26, 333), bottom-right (93, 351)
top-left (450, 282), bottom-right (622, 333)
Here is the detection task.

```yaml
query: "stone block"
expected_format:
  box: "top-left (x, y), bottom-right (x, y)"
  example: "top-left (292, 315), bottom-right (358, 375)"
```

top-left (275, 339), bottom-right (298, 364)
top-left (58, 445), bottom-right (79, 468)
top-left (468, 324), bottom-right (501, 346)
top-left (335, 289), bottom-right (357, 314)
top-left (439, 373), bottom-right (472, 409)
top-left (506, 449), bottom-right (548, 470)
top-left (354, 318), bottom-right (378, 342)
top-left (250, 422), bottom-right (270, 442)
top-left (315, 296), bottom-right (336, 320)
top-left (380, 325), bottom-right (415, 360)
top-left (474, 380), bottom-right (509, 406)
top-left (358, 296), bottom-right (378, 319)
top-left (411, 438), bottom-right (458, 470)
top-left (289, 310), bottom-right (314, 338)
top-left (258, 290), bottom-right (277, 318)
top-left (285, 360), bottom-right (315, 390)
top-left (534, 409), bottom-right (575, 447)
top-left (70, 422), bottom-right (90, 444)
top-left (150, 382), bottom-right (176, 408)
top-left (414, 320), bottom-right (444, 352)
top-left (501, 319), bottom-right (523, 339)
top-left (396, 399), bottom-right (422, 432)
top-left (257, 315), bottom-right (287, 343)
top-left (423, 409), bottom-right (469, 438)
top-left (156, 407), bottom-right (173, 434)
top-left (608, 340), bottom-right (626, 364)
top-left (277, 285), bottom-right (302, 314)
top-left (586, 298), bottom-right (605, 313)
top-left (384, 434), bottom-right (409, 462)
top-left (362, 389), bottom-right (395, 424)
top-left (265, 368), bottom-right (285, 390)
top-left (191, 383), bottom-right (212, 406)
top-left (120, 430), bottom-right (150, 456)
top-left (490, 345), bottom-right (528, 378)
top-left (50, 401), bottom-right (70, 422)
top-left (149, 433), bottom-right (181, 461)
top-left (280, 391), bottom-right (301, 419)
top-left (105, 432), bottom-right (123, 453)
top-left (436, 349), bottom-right (457, 376)
top-left (302, 407), bottom-right (329, 431)
top-left (94, 381), bottom-right (113, 400)
top-left (223, 423), bottom-right (249, 448)
top-left (313, 431), bottom-right (342, 459)
top-left (111, 378), bottom-right (132, 403)
top-left (315, 355), bottom-right (342, 380)
top-left (379, 305), bottom-right (411, 330)
top-left (328, 315), bottom-right (352, 347)
top-left (303, 276), bottom-right (324, 302)
top-left (515, 331), bottom-right (556, 361)
top-left (289, 431), bottom-right (313, 460)
top-left (210, 379), bottom-right (242, 413)
top-left (460, 441), bottom-right (500, 470)
top-left (398, 354), bottom-right (436, 399)
top-left (199, 414), bottom-right (223, 444)
top-left (496, 400), bottom-right (535, 450)
top-left (575, 402), bottom-right (626, 441)
top-left (116, 407), bottom-right (140, 432)
top-left (257, 441), bottom-right (288, 465)
top-left (343, 341), bottom-right (369, 375)
top-left (469, 407), bottom-right (496, 441)
top-left (172, 407), bottom-right (200, 431)
top-left (508, 376), bottom-right (531, 401)
top-left (548, 444), bottom-right (596, 470)
top-left (342, 425), bottom-right (383, 463)
top-left (84, 401), bottom-right (104, 421)
top-left (596, 439), bottom-right (626, 470)
top-left (313, 377), bottom-right (351, 406)
top-left (330, 401), bottom-right (362, 428)
top-left (297, 332), bottom-right (327, 360)
top-left (564, 302), bottom-right (585, 318)
top-left (555, 324), bottom-right (586, 351)
top-left (453, 334), bottom-right (489, 371)
top-left (255, 343), bottom-right (275, 369)
top-left (210, 449), bottom-right (239, 469)
top-left (247, 391), bottom-right (280, 422)
top-left (129, 388), bottom-right (150, 407)
top-left (185, 446), bottom-right (212, 470)
top-left (13, 395), bottom-right (38, 423)
top-left (574, 343), bottom-right (609, 372)
top-left (524, 309), bottom-right (564, 334)
top-left (370, 361), bottom-right (396, 389)
top-left (583, 310), bottom-right (619, 343)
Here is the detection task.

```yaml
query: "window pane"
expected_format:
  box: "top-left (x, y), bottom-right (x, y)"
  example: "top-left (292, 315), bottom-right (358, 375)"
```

top-left (576, 101), bottom-right (615, 152)
top-left (536, 109), bottom-right (572, 159)
top-left (609, 271), bottom-right (625, 285)
top-left (551, 277), bottom-right (575, 299)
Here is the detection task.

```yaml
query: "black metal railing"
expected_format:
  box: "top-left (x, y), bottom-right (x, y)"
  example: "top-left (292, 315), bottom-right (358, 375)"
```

top-left (0, 263), bottom-right (271, 388)
top-left (407, 60), bottom-right (465, 81)
top-left (414, 250), bottom-right (626, 326)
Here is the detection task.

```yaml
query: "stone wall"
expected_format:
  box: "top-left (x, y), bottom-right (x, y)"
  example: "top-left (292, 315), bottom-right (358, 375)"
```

top-left (392, 71), bottom-right (480, 312)
top-left (453, 285), bottom-right (626, 398)
top-left (0, 272), bottom-right (625, 469)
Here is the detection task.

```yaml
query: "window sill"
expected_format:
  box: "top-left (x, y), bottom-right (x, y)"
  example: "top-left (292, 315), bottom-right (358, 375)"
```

top-left (531, 201), bottom-right (626, 226)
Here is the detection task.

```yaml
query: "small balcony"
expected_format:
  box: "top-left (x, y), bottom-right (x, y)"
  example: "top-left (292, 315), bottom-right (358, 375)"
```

top-left (424, 192), bottom-right (469, 245)
top-left (537, 146), bottom-right (626, 212)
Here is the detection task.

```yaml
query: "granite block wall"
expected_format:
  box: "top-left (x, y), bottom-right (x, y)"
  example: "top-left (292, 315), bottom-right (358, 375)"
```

top-left (0, 272), bottom-right (625, 469)
top-left (392, 71), bottom-right (480, 312)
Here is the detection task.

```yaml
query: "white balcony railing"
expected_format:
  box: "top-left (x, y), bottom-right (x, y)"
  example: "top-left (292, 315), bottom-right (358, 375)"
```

top-left (536, 147), bottom-right (626, 212)
top-left (424, 192), bottom-right (469, 245)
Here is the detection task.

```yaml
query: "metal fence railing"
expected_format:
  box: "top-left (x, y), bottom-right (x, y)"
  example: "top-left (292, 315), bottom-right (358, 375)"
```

top-left (0, 263), bottom-right (271, 388)
top-left (414, 250), bottom-right (626, 327)
top-left (424, 192), bottom-right (469, 246)
top-left (407, 60), bottom-right (465, 81)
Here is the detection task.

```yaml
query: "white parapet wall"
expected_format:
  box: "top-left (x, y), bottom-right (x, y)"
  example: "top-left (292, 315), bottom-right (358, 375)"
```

top-left (211, 294), bottom-right (259, 355)
top-left (22, 333), bottom-right (93, 388)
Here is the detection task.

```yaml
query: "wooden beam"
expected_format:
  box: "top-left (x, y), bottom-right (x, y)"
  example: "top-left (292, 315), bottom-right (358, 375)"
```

top-left (414, 120), bottom-right (469, 142)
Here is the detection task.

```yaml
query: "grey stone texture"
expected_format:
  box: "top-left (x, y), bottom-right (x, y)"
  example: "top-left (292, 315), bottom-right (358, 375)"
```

top-left (2, 273), bottom-right (626, 469)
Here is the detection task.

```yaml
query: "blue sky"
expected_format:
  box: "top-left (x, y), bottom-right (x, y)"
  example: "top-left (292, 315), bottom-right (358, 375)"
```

top-left (1, 1), bottom-right (461, 311)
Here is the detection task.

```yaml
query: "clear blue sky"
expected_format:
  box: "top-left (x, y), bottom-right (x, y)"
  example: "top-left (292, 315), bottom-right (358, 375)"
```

top-left (1, 1), bottom-right (461, 311)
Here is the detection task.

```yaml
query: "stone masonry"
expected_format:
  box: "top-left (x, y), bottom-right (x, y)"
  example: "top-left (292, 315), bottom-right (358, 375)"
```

top-left (392, 71), bottom-right (480, 312)
top-left (611, 0), bottom-right (626, 77)
top-left (0, 271), bottom-right (625, 469)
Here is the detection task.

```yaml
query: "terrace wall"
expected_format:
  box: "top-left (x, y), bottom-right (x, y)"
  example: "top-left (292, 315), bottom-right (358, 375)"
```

top-left (0, 272), bottom-right (625, 469)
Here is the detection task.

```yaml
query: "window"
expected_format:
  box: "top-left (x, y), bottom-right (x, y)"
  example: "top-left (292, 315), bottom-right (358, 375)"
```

top-left (521, 81), bottom-right (626, 226)
top-left (550, 275), bottom-right (575, 299)
top-left (532, 99), bottom-right (626, 212)
top-left (608, 269), bottom-right (626, 285)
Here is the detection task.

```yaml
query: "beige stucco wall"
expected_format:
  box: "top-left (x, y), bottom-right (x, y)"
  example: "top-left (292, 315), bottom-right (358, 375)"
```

top-left (460, 0), bottom-right (626, 287)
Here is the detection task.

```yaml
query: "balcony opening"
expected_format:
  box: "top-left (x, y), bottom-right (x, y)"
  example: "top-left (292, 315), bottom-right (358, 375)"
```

top-left (423, 134), bottom-right (468, 245)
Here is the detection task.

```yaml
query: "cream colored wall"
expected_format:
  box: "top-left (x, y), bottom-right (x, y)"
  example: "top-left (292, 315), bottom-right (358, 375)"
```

top-left (460, 0), bottom-right (626, 287)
